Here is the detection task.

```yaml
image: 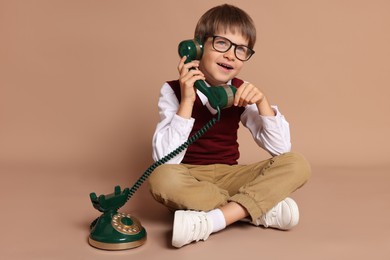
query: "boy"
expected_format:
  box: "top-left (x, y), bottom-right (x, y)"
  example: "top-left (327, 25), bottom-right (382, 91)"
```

top-left (149, 4), bottom-right (311, 248)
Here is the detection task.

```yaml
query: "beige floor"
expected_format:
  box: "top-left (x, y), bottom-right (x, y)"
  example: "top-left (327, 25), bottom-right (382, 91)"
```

top-left (1, 164), bottom-right (389, 260)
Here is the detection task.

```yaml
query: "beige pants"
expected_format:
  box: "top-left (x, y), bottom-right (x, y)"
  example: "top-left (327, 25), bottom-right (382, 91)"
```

top-left (148, 152), bottom-right (311, 221)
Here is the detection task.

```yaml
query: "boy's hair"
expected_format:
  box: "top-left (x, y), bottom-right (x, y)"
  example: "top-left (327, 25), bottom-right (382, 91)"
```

top-left (194, 4), bottom-right (256, 49)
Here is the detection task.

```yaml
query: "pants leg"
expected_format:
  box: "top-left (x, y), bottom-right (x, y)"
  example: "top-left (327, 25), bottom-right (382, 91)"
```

top-left (148, 152), bottom-right (311, 222)
top-left (228, 152), bottom-right (311, 221)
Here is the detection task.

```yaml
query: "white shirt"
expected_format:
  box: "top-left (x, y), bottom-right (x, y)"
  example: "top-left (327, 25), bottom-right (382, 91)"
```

top-left (152, 80), bottom-right (291, 164)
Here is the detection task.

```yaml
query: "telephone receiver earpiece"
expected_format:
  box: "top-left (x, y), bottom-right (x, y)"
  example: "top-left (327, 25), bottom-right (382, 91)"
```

top-left (178, 39), bottom-right (237, 110)
top-left (178, 38), bottom-right (204, 63)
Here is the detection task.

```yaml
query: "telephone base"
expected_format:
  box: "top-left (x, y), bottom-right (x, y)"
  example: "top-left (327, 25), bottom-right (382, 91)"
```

top-left (89, 212), bottom-right (147, 250)
top-left (88, 236), bottom-right (146, 250)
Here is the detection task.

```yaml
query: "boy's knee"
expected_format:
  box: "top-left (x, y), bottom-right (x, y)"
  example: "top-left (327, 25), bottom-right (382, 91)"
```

top-left (148, 164), bottom-right (176, 192)
top-left (148, 164), bottom-right (192, 198)
top-left (283, 152), bottom-right (312, 183)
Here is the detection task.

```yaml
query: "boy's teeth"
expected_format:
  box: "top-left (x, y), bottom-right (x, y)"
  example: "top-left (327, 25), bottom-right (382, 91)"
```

top-left (218, 63), bottom-right (232, 69)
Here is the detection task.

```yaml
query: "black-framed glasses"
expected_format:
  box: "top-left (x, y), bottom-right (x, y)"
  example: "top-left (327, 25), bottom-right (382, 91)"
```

top-left (211, 35), bottom-right (255, 61)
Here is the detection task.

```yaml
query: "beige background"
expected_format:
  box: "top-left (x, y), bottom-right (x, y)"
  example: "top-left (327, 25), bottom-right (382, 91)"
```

top-left (1, 0), bottom-right (389, 259)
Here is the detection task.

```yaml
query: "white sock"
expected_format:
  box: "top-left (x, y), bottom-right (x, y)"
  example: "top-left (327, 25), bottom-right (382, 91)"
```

top-left (207, 209), bottom-right (226, 233)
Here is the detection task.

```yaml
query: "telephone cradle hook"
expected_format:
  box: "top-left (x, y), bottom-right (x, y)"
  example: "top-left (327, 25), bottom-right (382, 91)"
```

top-left (88, 186), bottom-right (147, 250)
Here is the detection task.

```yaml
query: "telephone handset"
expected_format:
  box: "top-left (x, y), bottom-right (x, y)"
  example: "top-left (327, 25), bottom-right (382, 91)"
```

top-left (178, 38), bottom-right (237, 111)
top-left (88, 39), bottom-right (232, 251)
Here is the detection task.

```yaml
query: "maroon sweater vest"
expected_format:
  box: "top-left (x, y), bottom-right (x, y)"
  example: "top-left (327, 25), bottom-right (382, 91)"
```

top-left (167, 78), bottom-right (245, 165)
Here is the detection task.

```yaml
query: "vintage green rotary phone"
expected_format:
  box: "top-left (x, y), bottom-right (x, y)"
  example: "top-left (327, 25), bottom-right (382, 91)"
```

top-left (88, 38), bottom-right (237, 250)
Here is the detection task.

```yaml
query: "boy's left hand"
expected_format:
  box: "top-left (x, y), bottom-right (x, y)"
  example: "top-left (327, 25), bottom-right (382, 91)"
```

top-left (234, 82), bottom-right (275, 116)
top-left (234, 82), bottom-right (264, 107)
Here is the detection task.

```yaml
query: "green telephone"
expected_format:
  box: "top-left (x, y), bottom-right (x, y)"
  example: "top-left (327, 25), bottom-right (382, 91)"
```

top-left (88, 38), bottom-right (237, 250)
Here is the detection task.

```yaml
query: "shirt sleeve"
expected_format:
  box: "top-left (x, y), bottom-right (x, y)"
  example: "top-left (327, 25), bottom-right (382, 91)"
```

top-left (241, 104), bottom-right (292, 156)
top-left (152, 83), bottom-right (195, 164)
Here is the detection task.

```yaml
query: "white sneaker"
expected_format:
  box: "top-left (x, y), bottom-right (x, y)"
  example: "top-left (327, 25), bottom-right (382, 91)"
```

top-left (172, 210), bottom-right (213, 248)
top-left (254, 197), bottom-right (299, 230)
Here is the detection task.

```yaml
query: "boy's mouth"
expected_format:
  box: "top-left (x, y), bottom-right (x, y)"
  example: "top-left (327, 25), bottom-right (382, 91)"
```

top-left (217, 62), bottom-right (233, 70)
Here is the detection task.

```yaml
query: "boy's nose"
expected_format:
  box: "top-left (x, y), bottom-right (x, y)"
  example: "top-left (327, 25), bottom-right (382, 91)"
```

top-left (223, 48), bottom-right (236, 61)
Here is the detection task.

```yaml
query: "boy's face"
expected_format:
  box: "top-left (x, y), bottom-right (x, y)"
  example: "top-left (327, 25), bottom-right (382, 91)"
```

top-left (199, 30), bottom-right (248, 86)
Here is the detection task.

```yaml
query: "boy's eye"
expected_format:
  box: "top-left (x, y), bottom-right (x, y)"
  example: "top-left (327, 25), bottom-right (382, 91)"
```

top-left (236, 46), bottom-right (248, 55)
top-left (215, 39), bottom-right (229, 48)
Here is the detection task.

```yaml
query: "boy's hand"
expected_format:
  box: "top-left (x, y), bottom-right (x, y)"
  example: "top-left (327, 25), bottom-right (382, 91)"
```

top-left (177, 56), bottom-right (205, 104)
top-left (176, 56), bottom-right (205, 119)
top-left (234, 82), bottom-right (264, 107)
top-left (234, 82), bottom-right (275, 116)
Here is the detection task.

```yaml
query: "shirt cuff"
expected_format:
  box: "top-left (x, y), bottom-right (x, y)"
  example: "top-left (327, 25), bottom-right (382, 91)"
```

top-left (259, 106), bottom-right (284, 129)
top-left (197, 89), bottom-right (219, 115)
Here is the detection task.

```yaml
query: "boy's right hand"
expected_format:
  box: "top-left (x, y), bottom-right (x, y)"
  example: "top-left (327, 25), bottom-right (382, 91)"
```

top-left (177, 56), bottom-right (205, 105)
